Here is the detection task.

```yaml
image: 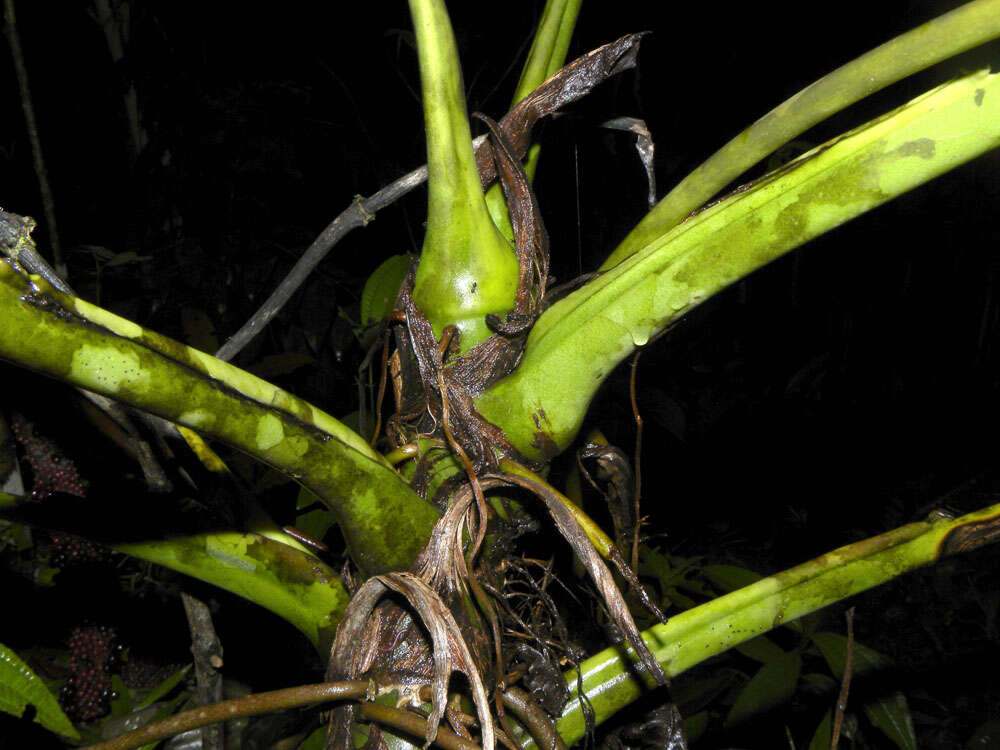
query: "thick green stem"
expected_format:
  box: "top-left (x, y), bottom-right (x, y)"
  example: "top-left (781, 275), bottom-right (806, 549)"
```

top-left (0, 261), bottom-right (439, 574)
top-left (479, 69), bottom-right (1000, 460)
top-left (409, 0), bottom-right (519, 351)
top-left (602, 0), bottom-right (1000, 269)
top-left (517, 503), bottom-right (1000, 748)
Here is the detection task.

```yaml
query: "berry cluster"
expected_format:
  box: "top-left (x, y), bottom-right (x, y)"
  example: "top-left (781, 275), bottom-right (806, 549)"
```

top-left (11, 413), bottom-right (88, 499)
top-left (60, 624), bottom-right (121, 722)
top-left (49, 533), bottom-right (112, 568)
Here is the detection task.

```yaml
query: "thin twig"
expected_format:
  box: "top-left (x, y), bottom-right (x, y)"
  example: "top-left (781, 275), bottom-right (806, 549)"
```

top-left (91, 0), bottom-right (147, 159)
top-left (181, 592), bottom-right (224, 750)
top-left (830, 607), bottom-right (856, 749)
top-left (213, 138), bottom-right (484, 363)
top-left (86, 681), bottom-right (369, 750)
top-left (370, 332), bottom-right (391, 446)
top-left (3, 0), bottom-right (63, 274)
top-left (628, 350), bottom-right (643, 572)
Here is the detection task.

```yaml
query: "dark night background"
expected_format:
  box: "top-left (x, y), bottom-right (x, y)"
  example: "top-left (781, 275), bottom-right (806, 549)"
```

top-left (1, 1), bottom-right (1000, 747)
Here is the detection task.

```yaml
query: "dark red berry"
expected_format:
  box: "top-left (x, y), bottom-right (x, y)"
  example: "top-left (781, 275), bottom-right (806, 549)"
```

top-left (11, 413), bottom-right (88, 499)
top-left (60, 624), bottom-right (120, 722)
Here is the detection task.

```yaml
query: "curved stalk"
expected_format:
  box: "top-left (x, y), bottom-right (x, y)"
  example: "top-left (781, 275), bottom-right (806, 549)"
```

top-left (479, 69), bottom-right (1000, 460)
top-left (0, 491), bottom-right (349, 653)
top-left (116, 533), bottom-right (348, 654)
top-left (516, 503), bottom-right (1000, 748)
top-left (484, 0), bottom-right (582, 240)
top-left (601, 0), bottom-right (1000, 269)
top-left (87, 682), bottom-right (369, 750)
top-left (0, 261), bottom-right (440, 574)
top-left (409, 0), bottom-right (519, 351)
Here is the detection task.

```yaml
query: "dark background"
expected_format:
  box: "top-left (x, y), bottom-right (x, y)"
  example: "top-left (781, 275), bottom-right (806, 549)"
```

top-left (1, 1), bottom-right (999, 747)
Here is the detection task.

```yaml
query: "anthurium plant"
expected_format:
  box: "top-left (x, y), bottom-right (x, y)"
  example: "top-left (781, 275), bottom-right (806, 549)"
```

top-left (1, 0), bottom-right (999, 747)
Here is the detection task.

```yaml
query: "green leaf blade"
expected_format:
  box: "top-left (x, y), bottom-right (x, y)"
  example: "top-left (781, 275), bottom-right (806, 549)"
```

top-left (539, 504), bottom-right (1000, 749)
top-left (811, 631), bottom-right (890, 678)
top-left (480, 69), bottom-right (1000, 460)
top-left (865, 692), bottom-right (917, 750)
top-left (135, 664), bottom-right (192, 711)
top-left (602, 0), bottom-right (1000, 269)
top-left (0, 642), bottom-right (79, 740)
top-left (725, 651), bottom-right (802, 726)
top-left (807, 710), bottom-right (833, 750)
top-left (361, 254), bottom-right (412, 327)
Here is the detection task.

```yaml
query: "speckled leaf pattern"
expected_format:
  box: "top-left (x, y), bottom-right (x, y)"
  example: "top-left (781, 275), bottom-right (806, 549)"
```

top-left (0, 260), bottom-right (440, 577)
top-left (0, 641), bottom-right (79, 740)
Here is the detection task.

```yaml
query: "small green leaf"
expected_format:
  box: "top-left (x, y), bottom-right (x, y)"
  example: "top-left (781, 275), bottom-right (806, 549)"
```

top-left (296, 485), bottom-right (322, 510)
top-left (670, 669), bottom-right (739, 709)
top-left (735, 634), bottom-right (788, 663)
top-left (725, 650), bottom-right (802, 726)
top-left (295, 486), bottom-right (337, 542)
top-left (35, 565), bottom-right (60, 587)
top-left (109, 674), bottom-right (133, 717)
top-left (0, 641), bottom-right (79, 740)
top-left (361, 254), bottom-right (412, 326)
top-left (298, 725), bottom-right (328, 750)
top-left (799, 672), bottom-right (838, 694)
top-left (864, 691), bottom-right (917, 750)
top-left (810, 632), bottom-right (890, 678)
top-left (0, 521), bottom-right (32, 550)
top-left (682, 711), bottom-right (710, 742)
top-left (295, 508), bottom-right (337, 543)
top-left (807, 709), bottom-right (832, 750)
top-left (135, 664), bottom-right (191, 710)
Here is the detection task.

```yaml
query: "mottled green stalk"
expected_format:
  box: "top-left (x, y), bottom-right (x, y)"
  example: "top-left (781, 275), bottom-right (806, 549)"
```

top-left (0, 262), bottom-right (439, 574)
top-left (514, 503), bottom-right (1000, 748)
top-left (409, 0), bottom-right (519, 351)
top-left (479, 69), bottom-right (1000, 460)
top-left (117, 533), bottom-right (348, 653)
top-left (38, 274), bottom-right (385, 467)
top-left (0, 491), bottom-right (348, 652)
top-left (484, 0), bottom-right (582, 240)
top-left (602, 0), bottom-right (1000, 269)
